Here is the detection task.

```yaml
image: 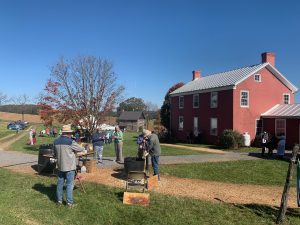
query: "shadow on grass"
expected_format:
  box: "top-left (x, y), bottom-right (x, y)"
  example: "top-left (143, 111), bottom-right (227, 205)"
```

top-left (234, 203), bottom-right (300, 222)
top-left (248, 152), bottom-right (290, 162)
top-left (32, 183), bottom-right (57, 203)
top-left (116, 191), bottom-right (125, 202)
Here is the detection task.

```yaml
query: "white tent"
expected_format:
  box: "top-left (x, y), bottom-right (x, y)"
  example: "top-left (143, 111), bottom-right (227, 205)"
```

top-left (99, 124), bottom-right (115, 131)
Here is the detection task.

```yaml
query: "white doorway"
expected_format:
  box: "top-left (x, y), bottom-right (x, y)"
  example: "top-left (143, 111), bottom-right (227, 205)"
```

top-left (193, 117), bottom-right (198, 136)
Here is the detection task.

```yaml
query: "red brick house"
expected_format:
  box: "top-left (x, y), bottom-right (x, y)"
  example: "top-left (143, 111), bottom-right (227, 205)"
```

top-left (169, 52), bottom-right (298, 146)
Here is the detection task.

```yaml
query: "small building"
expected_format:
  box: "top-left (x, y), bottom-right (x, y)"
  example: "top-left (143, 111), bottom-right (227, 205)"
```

top-left (118, 111), bottom-right (146, 132)
top-left (262, 104), bottom-right (300, 148)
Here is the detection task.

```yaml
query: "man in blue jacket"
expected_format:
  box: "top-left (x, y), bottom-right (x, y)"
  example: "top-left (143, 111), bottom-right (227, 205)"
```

top-left (92, 128), bottom-right (106, 163)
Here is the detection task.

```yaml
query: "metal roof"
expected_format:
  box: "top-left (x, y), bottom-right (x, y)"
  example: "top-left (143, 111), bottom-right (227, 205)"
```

top-left (118, 111), bottom-right (145, 121)
top-left (262, 104), bottom-right (300, 118)
top-left (170, 63), bottom-right (298, 96)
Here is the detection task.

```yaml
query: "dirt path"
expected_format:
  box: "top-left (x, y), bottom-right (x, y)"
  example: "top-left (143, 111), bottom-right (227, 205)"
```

top-left (7, 164), bottom-right (298, 208)
top-left (161, 143), bottom-right (225, 154)
top-left (0, 126), bottom-right (32, 150)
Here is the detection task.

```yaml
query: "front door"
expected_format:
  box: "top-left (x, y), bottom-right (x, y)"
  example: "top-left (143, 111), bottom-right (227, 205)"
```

top-left (299, 124), bottom-right (300, 144)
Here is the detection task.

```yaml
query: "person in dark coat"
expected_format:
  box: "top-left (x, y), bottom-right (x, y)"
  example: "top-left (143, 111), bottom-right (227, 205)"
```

top-left (143, 129), bottom-right (161, 181)
top-left (261, 131), bottom-right (269, 156)
top-left (92, 128), bottom-right (105, 163)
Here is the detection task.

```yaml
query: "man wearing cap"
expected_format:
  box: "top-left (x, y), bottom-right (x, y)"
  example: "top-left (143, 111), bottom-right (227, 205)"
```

top-left (53, 124), bottom-right (85, 207)
top-left (143, 129), bottom-right (161, 181)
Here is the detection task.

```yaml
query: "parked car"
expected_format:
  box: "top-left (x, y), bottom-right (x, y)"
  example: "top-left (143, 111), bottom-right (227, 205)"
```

top-left (7, 120), bottom-right (28, 130)
top-left (7, 123), bottom-right (23, 130)
top-left (15, 120), bottom-right (29, 127)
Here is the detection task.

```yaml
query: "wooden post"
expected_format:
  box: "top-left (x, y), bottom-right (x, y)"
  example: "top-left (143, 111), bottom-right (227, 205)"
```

top-left (276, 144), bottom-right (299, 224)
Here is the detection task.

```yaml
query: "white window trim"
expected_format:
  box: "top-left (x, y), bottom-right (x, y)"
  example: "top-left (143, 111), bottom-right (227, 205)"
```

top-left (193, 94), bottom-right (199, 108)
top-left (240, 90), bottom-right (249, 108)
top-left (178, 116), bottom-right (184, 130)
top-left (283, 93), bottom-right (290, 104)
top-left (179, 96), bottom-right (184, 109)
top-left (254, 74), bottom-right (261, 82)
top-left (210, 118), bottom-right (218, 136)
top-left (275, 119), bottom-right (286, 137)
top-left (210, 92), bottom-right (218, 108)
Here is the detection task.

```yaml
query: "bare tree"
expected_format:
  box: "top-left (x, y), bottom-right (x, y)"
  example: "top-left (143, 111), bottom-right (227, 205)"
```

top-left (12, 94), bottom-right (30, 121)
top-left (0, 91), bottom-right (8, 105)
top-left (145, 101), bottom-right (159, 111)
top-left (39, 55), bottom-right (125, 133)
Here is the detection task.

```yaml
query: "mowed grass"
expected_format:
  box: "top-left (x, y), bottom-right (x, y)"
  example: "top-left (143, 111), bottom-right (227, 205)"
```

top-left (0, 169), bottom-right (299, 225)
top-left (103, 132), bottom-right (209, 157)
top-left (10, 130), bottom-right (208, 156)
top-left (0, 121), bottom-right (15, 139)
top-left (9, 124), bottom-right (56, 154)
top-left (161, 159), bottom-right (297, 186)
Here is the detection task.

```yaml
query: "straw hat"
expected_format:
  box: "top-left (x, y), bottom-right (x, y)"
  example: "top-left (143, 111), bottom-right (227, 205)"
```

top-left (143, 129), bottom-right (151, 137)
top-left (62, 124), bottom-right (73, 133)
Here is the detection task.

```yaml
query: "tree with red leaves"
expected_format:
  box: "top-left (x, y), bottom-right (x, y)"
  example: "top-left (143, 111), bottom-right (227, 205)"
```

top-left (39, 56), bottom-right (124, 133)
top-left (160, 82), bottom-right (184, 131)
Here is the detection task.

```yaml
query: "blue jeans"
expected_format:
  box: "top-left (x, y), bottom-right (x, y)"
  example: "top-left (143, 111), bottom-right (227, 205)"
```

top-left (151, 155), bottom-right (160, 181)
top-left (56, 170), bottom-right (75, 204)
top-left (94, 146), bottom-right (103, 162)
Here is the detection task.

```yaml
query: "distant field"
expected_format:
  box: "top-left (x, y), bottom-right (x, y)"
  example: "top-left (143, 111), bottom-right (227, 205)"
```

top-left (0, 112), bottom-right (41, 123)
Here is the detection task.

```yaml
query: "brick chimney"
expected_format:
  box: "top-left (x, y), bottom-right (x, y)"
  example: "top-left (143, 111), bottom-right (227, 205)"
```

top-left (192, 70), bottom-right (201, 80)
top-left (261, 52), bottom-right (275, 66)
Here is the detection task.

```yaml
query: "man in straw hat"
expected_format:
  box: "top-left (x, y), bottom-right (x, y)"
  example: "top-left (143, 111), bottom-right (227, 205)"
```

top-left (53, 124), bottom-right (85, 208)
top-left (143, 129), bottom-right (161, 181)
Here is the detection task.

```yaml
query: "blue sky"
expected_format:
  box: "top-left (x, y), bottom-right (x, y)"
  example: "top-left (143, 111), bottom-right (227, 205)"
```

top-left (0, 0), bottom-right (299, 107)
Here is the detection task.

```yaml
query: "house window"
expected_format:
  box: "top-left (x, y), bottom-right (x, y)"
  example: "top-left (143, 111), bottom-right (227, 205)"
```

top-left (275, 119), bottom-right (286, 137)
top-left (210, 92), bottom-right (218, 108)
top-left (240, 90), bottom-right (249, 107)
top-left (179, 96), bottom-right (184, 109)
top-left (255, 119), bottom-right (263, 136)
top-left (254, 74), bottom-right (261, 82)
top-left (210, 118), bottom-right (217, 136)
top-left (193, 94), bottom-right (199, 108)
top-left (283, 93), bottom-right (290, 104)
top-left (178, 116), bottom-right (184, 130)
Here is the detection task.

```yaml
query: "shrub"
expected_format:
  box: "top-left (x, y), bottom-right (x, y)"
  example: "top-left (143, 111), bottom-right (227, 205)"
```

top-left (219, 129), bottom-right (244, 149)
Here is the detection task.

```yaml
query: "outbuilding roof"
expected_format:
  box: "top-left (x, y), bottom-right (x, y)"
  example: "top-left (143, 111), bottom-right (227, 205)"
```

top-left (262, 104), bottom-right (300, 118)
top-left (170, 63), bottom-right (298, 96)
top-left (118, 111), bottom-right (145, 121)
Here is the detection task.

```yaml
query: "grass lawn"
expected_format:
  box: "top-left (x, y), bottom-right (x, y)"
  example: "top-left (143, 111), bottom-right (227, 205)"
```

top-left (0, 168), bottom-right (299, 225)
top-left (9, 124), bottom-right (56, 154)
top-left (161, 159), bottom-right (297, 186)
top-left (0, 121), bottom-right (16, 139)
top-left (9, 131), bottom-right (207, 156)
